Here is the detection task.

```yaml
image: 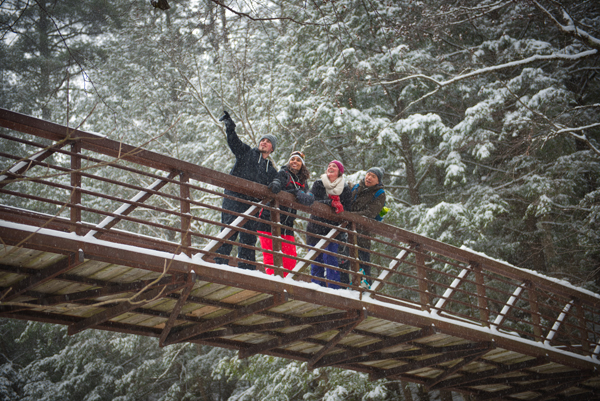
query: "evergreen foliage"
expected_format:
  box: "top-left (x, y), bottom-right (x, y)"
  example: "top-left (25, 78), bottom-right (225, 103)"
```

top-left (1, 0), bottom-right (599, 399)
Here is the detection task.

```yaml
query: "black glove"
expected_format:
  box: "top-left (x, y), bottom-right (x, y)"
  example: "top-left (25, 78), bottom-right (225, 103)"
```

top-left (268, 181), bottom-right (281, 194)
top-left (219, 110), bottom-right (236, 130)
top-left (218, 110), bottom-right (231, 122)
top-left (296, 190), bottom-right (315, 206)
top-left (320, 198), bottom-right (332, 207)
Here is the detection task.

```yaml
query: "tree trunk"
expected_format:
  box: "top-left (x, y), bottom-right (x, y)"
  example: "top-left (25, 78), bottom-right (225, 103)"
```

top-left (400, 133), bottom-right (420, 205)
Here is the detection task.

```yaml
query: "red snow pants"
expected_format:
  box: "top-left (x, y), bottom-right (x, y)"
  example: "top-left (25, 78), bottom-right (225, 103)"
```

top-left (257, 231), bottom-right (296, 276)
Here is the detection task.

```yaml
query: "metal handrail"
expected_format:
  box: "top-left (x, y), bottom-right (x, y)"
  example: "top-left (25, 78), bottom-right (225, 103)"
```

top-left (1, 107), bottom-right (599, 362)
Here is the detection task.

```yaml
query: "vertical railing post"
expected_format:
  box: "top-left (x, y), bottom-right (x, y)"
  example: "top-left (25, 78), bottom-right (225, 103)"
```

top-left (575, 299), bottom-right (590, 354)
top-left (527, 282), bottom-right (542, 342)
top-left (70, 141), bottom-right (82, 235)
top-left (349, 222), bottom-right (360, 288)
top-left (180, 171), bottom-right (191, 256)
top-left (271, 200), bottom-right (283, 276)
top-left (415, 243), bottom-right (430, 311)
top-left (473, 263), bottom-right (489, 327)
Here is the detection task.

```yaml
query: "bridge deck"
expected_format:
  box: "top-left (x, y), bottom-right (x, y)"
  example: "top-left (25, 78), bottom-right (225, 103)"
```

top-left (1, 108), bottom-right (599, 401)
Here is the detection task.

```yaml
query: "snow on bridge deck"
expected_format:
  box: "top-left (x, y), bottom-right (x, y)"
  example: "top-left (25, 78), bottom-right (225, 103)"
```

top-left (1, 108), bottom-right (600, 401)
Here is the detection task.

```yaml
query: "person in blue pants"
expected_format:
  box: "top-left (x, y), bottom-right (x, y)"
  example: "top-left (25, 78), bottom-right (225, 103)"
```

top-left (306, 160), bottom-right (352, 289)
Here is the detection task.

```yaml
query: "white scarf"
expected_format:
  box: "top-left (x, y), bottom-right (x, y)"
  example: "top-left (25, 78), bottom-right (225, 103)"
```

top-left (320, 173), bottom-right (345, 196)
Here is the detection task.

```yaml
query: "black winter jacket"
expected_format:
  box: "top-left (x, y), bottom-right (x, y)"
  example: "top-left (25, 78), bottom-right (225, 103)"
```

top-left (306, 179), bottom-right (352, 239)
top-left (222, 124), bottom-right (278, 212)
top-left (258, 165), bottom-right (312, 235)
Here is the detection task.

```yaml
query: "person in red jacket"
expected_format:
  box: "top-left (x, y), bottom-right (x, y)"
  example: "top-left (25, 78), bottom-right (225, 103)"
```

top-left (257, 151), bottom-right (314, 276)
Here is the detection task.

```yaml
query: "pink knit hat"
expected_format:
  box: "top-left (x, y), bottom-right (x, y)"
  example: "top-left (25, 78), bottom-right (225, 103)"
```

top-left (330, 160), bottom-right (344, 175)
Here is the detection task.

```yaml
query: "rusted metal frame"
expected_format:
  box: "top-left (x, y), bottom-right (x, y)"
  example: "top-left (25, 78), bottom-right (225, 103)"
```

top-left (557, 300), bottom-right (591, 355)
top-left (531, 382), bottom-right (598, 401)
top-left (429, 357), bottom-right (549, 390)
top-left (1, 216), bottom-right (596, 366)
top-left (475, 371), bottom-right (594, 401)
top-left (0, 206), bottom-right (189, 255)
top-left (159, 273), bottom-right (194, 347)
top-left (424, 347), bottom-right (491, 390)
top-left (369, 345), bottom-right (491, 382)
top-left (86, 170), bottom-right (179, 239)
top-left (4, 109), bottom-right (600, 307)
top-left (544, 298), bottom-right (576, 346)
top-left (238, 310), bottom-right (364, 359)
top-left (575, 301), bottom-right (593, 355)
top-left (287, 226), bottom-right (341, 278)
top-left (471, 369), bottom-right (587, 387)
top-left (269, 199), bottom-right (284, 276)
top-left (0, 134), bottom-right (169, 194)
top-left (491, 281), bottom-right (527, 331)
top-left (9, 111), bottom-right (599, 309)
top-left (189, 311), bottom-right (359, 340)
top-left (0, 109), bottom-right (287, 217)
top-left (368, 246), bottom-right (412, 296)
top-left (0, 186), bottom-right (207, 258)
top-left (2, 251), bottom-right (83, 301)
top-left (527, 281), bottom-right (543, 342)
top-left (17, 172), bottom-right (275, 259)
top-left (0, 143), bottom-right (68, 189)
top-left (163, 293), bottom-right (287, 345)
top-left (67, 282), bottom-right (188, 335)
top-left (0, 183), bottom-right (188, 237)
top-left (369, 239), bottom-right (415, 296)
top-left (431, 265), bottom-right (472, 317)
top-left (192, 320), bottom-right (291, 339)
top-left (179, 171), bottom-right (191, 252)
top-left (359, 248), bottom-right (443, 300)
top-left (414, 243), bottom-right (431, 311)
top-left (199, 201), bottom-right (264, 265)
top-left (359, 341), bottom-right (491, 364)
top-left (307, 310), bottom-right (367, 369)
top-left (0, 262), bottom-right (180, 294)
top-left (70, 141), bottom-right (82, 234)
top-left (535, 290), bottom-right (584, 338)
top-left (347, 222), bottom-right (360, 288)
top-left (1, 309), bottom-right (164, 338)
top-left (312, 326), bottom-right (435, 369)
top-left (473, 263), bottom-right (490, 327)
top-left (25, 276), bottom-right (180, 306)
top-left (2, 278), bottom-right (188, 316)
top-left (481, 278), bottom-right (550, 339)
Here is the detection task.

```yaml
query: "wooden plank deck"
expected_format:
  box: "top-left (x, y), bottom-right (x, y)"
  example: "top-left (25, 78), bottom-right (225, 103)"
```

top-left (1, 107), bottom-right (600, 400)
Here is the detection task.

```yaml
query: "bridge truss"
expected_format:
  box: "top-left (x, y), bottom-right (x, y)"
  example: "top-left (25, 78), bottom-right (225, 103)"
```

top-left (1, 108), bottom-right (599, 400)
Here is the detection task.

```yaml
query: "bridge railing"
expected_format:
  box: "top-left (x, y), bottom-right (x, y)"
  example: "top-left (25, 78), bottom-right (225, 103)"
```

top-left (1, 107), bottom-right (599, 361)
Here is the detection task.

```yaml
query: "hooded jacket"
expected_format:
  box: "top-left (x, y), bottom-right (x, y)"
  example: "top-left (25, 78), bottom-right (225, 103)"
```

top-left (350, 180), bottom-right (386, 248)
top-left (223, 123), bottom-right (278, 212)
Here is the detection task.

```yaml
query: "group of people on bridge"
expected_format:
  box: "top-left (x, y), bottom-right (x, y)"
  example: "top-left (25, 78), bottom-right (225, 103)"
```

top-left (214, 111), bottom-right (386, 289)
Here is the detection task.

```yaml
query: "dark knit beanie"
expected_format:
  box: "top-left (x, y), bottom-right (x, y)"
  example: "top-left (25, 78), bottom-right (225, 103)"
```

top-left (260, 134), bottom-right (277, 151)
top-left (367, 167), bottom-right (384, 184)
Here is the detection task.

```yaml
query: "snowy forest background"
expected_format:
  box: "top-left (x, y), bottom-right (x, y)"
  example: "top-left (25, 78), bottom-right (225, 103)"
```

top-left (0, 0), bottom-right (599, 400)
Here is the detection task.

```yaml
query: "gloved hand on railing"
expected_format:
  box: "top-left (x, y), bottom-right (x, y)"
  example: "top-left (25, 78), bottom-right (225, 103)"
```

top-left (295, 190), bottom-right (314, 206)
top-left (329, 195), bottom-right (343, 214)
top-left (268, 180), bottom-right (281, 194)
